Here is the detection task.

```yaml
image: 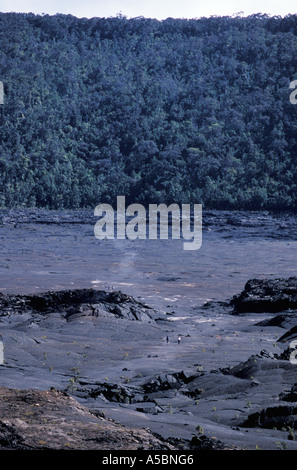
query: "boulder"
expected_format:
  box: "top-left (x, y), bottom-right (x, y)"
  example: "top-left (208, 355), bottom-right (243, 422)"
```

top-left (242, 405), bottom-right (297, 430)
top-left (230, 277), bottom-right (297, 313)
top-left (279, 383), bottom-right (297, 402)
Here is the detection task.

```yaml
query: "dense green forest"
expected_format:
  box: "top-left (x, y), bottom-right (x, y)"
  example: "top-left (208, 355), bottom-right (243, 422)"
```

top-left (1, 12), bottom-right (297, 211)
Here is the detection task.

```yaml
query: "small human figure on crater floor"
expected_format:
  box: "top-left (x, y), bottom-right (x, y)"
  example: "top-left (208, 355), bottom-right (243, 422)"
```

top-left (166, 336), bottom-right (169, 343)
top-left (178, 336), bottom-right (181, 344)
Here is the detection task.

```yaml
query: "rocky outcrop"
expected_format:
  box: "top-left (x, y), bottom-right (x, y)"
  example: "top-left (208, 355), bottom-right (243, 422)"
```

top-left (0, 288), bottom-right (166, 323)
top-left (0, 386), bottom-right (173, 450)
top-left (242, 404), bottom-right (297, 431)
top-left (0, 385), bottom-right (228, 450)
top-left (3, 276), bottom-right (297, 450)
top-left (279, 383), bottom-right (297, 402)
top-left (230, 277), bottom-right (297, 313)
top-left (71, 371), bottom-right (202, 408)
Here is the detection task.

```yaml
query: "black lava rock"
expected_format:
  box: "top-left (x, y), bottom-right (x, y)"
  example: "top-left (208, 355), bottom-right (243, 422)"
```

top-left (230, 277), bottom-right (297, 313)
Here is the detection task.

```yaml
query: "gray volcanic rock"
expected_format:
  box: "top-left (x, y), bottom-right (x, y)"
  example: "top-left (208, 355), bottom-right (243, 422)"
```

top-left (0, 386), bottom-right (173, 450)
top-left (0, 385), bottom-right (228, 450)
top-left (3, 279), bottom-right (297, 450)
top-left (279, 383), bottom-right (297, 402)
top-left (277, 326), bottom-right (297, 343)
top-left (242, 404), bottom-right (297, 431)
top-left (0, 288), bottom-right (165, 323)
top-left (230, 277), bottom-right (297, 313)
top-left (255, 313), bottom-right (297, 329)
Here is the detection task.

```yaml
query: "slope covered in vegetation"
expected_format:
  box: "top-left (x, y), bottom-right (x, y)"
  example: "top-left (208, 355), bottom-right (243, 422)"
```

top-left (0, 12), bottom-right (297, 210)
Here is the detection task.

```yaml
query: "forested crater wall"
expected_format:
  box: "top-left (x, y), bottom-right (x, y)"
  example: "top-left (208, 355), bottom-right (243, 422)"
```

top-left (0, 13), bottom-right (297, 211)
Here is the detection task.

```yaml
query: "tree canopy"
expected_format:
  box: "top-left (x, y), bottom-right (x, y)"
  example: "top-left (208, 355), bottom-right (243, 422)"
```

top-left (1, 12), bottom-right (297, 211)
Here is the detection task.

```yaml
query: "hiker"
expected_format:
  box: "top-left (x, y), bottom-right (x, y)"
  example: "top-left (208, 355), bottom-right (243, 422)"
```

top-left (178, 336), bottom-right (181, 344)
top-left (166, 336), bottom-right (169, 343)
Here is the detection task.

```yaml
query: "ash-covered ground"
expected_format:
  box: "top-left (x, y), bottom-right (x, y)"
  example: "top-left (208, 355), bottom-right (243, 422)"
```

top-left (1, 209), bottom-right (297, 450)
